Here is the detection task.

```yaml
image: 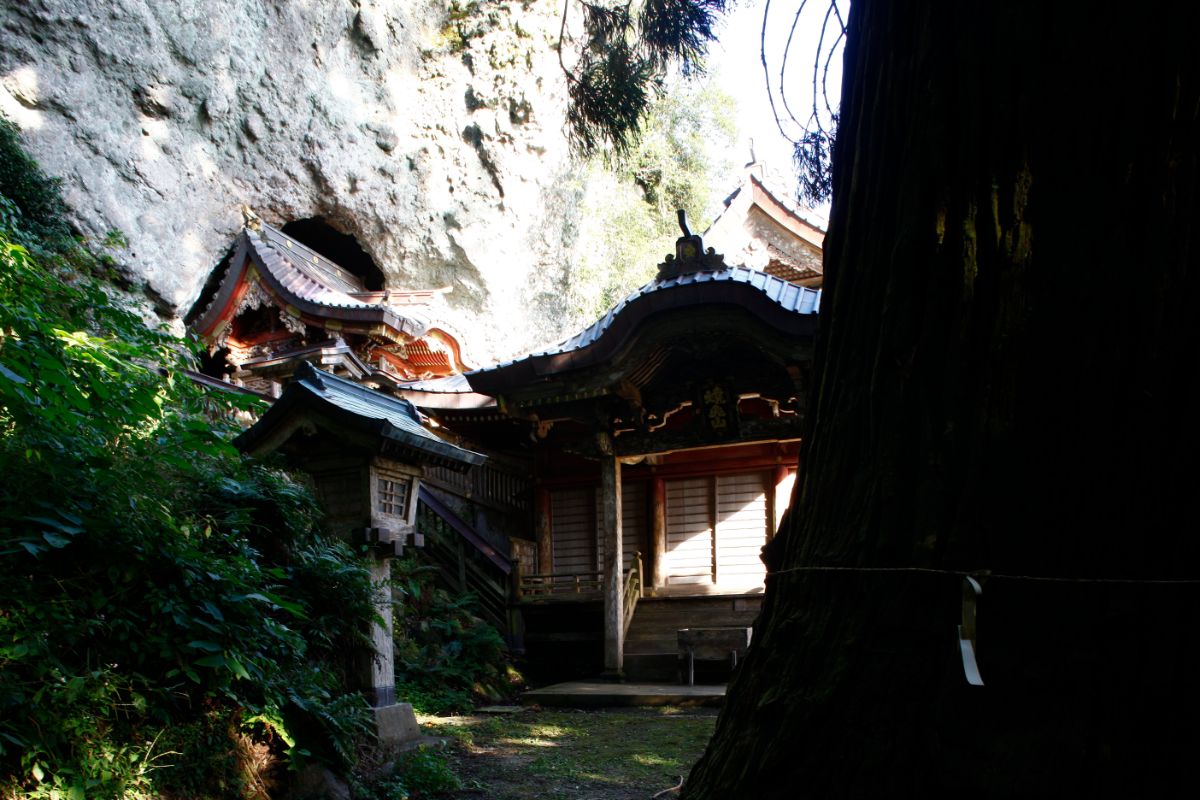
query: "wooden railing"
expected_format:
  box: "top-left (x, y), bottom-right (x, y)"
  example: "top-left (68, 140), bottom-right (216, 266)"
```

top-left (415, 490), bottom-right (511, 632)
top-left (423, 456), bottom-right (532, 515)
top-left (622, 553), bottom-right (644, 637)
top-left (517, 570), bottom-right (604, 599)
top-left (516, 553), bottom-right (644, 614)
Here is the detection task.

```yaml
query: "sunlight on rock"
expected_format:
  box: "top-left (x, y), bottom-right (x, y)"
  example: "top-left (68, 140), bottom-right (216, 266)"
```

top-left (190, 144), bottom-right (219, 180)
top-left (139, 116), bottom-right (169, 161)
top-left (0, 67), bottom-right (44, 129)
top-left (326, 69), bottom-right (367, 121)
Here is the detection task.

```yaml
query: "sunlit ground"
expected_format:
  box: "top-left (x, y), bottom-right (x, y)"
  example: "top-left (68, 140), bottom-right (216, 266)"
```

top-left (419, 706), bottom-right (717, 800)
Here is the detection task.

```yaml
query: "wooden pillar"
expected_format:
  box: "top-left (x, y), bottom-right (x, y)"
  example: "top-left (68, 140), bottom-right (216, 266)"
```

top-left (535, 485), bottom-right (553, 573)
top-left (772, 464), bottom-right (794, 535)
top-left (651, 477), bottom-right (667, 591)
top-left (599, 445), bottom-right (624, 677)
top-left (364, 557), bottom-right (396, 707)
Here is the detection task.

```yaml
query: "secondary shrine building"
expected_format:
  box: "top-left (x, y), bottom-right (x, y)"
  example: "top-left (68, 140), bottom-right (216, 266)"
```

top-left (193, 172), bottom-right (826, 682)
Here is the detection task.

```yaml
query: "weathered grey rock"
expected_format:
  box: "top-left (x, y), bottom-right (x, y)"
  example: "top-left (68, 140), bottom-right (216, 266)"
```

top-left (373, 702), bottom-right (421, 745)
top-left (0, 0), bottom-right (585, 358)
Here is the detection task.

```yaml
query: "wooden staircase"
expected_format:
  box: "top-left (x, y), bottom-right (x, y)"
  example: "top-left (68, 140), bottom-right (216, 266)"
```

top-left (623, 595), bottom-right (763, 682)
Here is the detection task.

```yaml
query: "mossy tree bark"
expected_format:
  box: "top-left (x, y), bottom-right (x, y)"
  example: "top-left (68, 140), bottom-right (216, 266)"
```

top-left (684, 2), bottom-right (1200, 796)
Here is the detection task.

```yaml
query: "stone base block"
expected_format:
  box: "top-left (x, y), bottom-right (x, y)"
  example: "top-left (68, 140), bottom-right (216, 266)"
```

top-left (373, 702), bottom-right (421, 745)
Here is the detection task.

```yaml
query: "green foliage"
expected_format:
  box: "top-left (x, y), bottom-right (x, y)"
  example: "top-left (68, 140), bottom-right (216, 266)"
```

top-left (563, 1), bottom-right (730, 154)
top-left (567, 79), bottom-right (737, 320)
top-left (0, 119), bottom-right (379, 798)
top-left (0, 120), bottom-right (71, 246)
top-left (391, 558), bottom-right (518, 716)
top-left (352, 747), bottom-right (460, 800)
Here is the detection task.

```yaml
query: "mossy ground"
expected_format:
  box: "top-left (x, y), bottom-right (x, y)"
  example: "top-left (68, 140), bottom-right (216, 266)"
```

top-left (419, 707), bottom-right (717, 799)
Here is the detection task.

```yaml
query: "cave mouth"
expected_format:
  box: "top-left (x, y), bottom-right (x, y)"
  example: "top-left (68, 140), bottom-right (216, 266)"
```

top-left (282, 217), bottom-right (385, 292)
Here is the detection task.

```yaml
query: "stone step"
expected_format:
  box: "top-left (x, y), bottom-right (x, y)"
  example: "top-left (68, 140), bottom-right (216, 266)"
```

top-left (522, 680), bottom-right (725, 708)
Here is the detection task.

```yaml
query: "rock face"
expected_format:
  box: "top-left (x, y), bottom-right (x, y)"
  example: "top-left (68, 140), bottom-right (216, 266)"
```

top-left (0, 0), bottom-right (585, 359)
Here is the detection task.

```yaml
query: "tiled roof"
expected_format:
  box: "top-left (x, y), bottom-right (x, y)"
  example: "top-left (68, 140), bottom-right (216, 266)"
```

top-left (389, 373), bottom-right (498, 411)
top-left (395, 374), bottom-right (477, 394)
top-left (236, 363), bottom-right (485, 469)
top-left (469, 266), bottom-right (821, 382)
top-left (259, 224), bottom-right (368, 296)
top-left (243, 226), bottom-right (431, 338)
top-left (707, 173), bottom-right (828, 239)
top-left (192, 222), bottom-right (436, 342)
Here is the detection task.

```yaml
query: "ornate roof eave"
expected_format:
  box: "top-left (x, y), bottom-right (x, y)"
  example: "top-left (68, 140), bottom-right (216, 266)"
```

top-left (239, 338), bottom-right (373, 380)
top-left (235, 363), bottom-right (486, 471)
top-left (745, 174), bottom-right (826, 248)
top-left (243, 231), bottom-right (430, 340)
top-left (705, 173), bottom-right (827, 249)
top-left (466, 266), bottom-right (820, 398)
top-left (191, 225), bottom-right (434, 347)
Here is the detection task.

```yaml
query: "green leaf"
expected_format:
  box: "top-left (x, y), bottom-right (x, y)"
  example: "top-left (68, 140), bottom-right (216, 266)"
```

top-left (194, 654), bottom-right (227, 669)
top-left (0, 362), bottom-right (27, 384)
top-left (271, 597), bottom-right (310, 620)
top-left (42, 532), bottom-right (71, 548)
top-left (232, 593), bottom-right (272, 604)
top-left (31, 762), bottom-right (44, 781)
top-left (26, 516), bottom-right (84, 535)
top-left (226, 654), bottom-right (251, 680)
top-left (187, 640), bottom-right (223, 652)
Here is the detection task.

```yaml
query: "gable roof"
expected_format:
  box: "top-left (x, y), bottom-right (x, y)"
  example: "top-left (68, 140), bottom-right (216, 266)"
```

top-left (235, 363), bottom-right (485, 470)
top-left (192, 222), bottom-right (434, 344)
top-left (704, 173), bottom-right (826, 286)
top-left (466, 265), bottom-right (820, 393)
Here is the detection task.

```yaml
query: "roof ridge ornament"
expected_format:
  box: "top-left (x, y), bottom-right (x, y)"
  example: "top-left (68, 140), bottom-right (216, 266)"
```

top-left (240, 204), bottom-right (263, 233)
top-left (657, 209), bottom-right (726, 281)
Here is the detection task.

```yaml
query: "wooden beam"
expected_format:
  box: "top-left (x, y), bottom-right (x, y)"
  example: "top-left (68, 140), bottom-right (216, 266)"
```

top-left (560, 418), bottom-right (805, 459)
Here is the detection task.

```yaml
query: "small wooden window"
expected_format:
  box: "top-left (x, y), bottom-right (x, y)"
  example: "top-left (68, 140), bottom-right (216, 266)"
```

top-left (377, 477), bottom-right (410, 517)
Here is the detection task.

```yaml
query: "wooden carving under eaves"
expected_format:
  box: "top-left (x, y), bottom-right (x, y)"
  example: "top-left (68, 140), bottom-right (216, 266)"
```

top-left (695, 379), bottom-right (740, 439)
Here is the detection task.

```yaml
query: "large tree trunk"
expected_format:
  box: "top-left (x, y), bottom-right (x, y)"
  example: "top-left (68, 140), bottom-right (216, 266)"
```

top-left (685, 2), bottom-right (1200, 796)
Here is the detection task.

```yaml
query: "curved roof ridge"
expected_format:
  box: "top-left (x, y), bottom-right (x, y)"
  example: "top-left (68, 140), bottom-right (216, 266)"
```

top-left (247, 228), bottom-right (378, 310)
top-left (466, 265), bottom-right (821, 382)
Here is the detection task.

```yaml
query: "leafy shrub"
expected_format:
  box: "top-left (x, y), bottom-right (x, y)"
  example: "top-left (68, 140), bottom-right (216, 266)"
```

top-left (391, 558), bottom-right (519, 715)
top-left (0, 118), bottom-right (379, 798)
top-left (352, 746), bottom-right (460, 800)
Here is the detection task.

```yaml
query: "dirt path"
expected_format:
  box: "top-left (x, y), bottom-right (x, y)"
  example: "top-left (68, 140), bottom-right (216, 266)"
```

top-left (420, 706), bottom-right (718, 800)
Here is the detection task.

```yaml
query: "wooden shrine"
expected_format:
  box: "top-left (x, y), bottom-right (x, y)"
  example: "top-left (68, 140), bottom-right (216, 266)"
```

top-left (455, 215), bottom-right (821, 678)
top-left (191, 211), bottom-right (472, 398)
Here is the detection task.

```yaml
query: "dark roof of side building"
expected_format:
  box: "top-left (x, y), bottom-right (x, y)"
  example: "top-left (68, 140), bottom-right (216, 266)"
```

top-left (235, 363), bottom-right (485, 470)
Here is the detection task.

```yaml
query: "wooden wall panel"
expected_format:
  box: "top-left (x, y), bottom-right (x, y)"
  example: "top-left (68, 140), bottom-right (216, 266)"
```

top-left (716, 472), bottom-right (769, 585)
top-left (550, 487), bottom-right (597, 575)
top-left (621, 480), bottom-right (648, 574)
top-left (665, 477), bottom-right (715, 585)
